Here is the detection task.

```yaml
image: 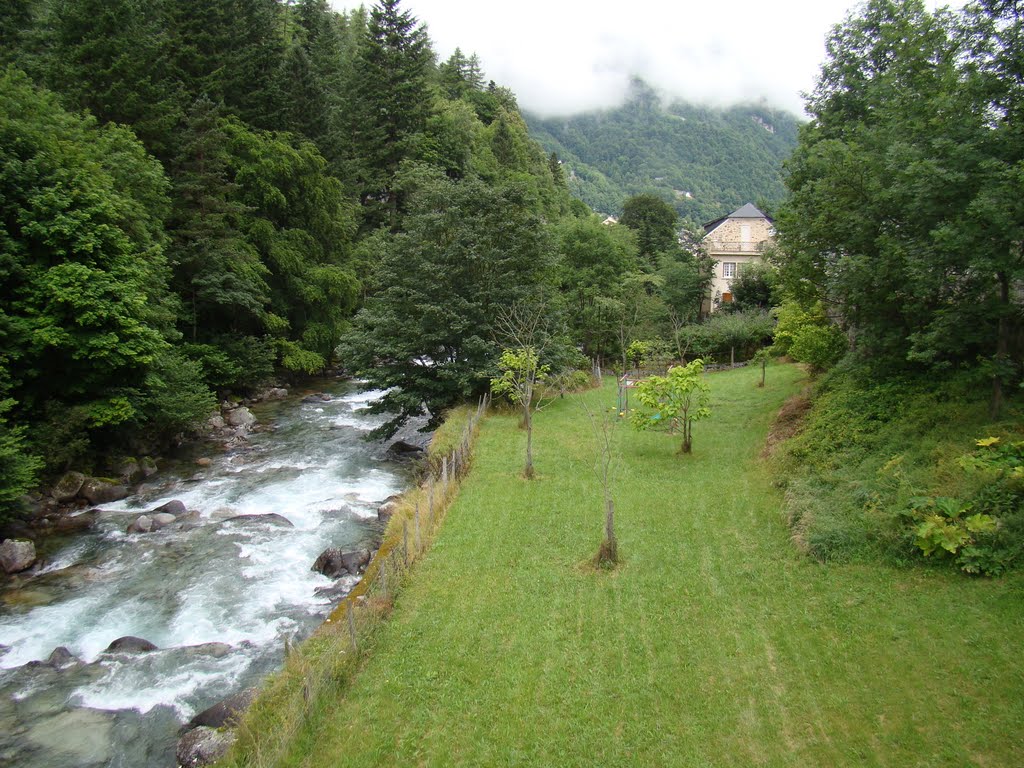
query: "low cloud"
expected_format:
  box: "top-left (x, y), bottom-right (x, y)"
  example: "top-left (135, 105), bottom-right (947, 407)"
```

top-left (332, 0), bottom-right (963, 117)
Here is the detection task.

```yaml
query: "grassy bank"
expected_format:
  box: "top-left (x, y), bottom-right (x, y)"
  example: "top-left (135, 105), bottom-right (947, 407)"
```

top-left (225, 364), bottom-right (1024, 767)
top-left (774, 362), bottom-right (1024, 570)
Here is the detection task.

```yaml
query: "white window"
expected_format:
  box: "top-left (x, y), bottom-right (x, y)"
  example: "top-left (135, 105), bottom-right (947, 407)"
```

top-left (723, 262), bottom-right (737, 278)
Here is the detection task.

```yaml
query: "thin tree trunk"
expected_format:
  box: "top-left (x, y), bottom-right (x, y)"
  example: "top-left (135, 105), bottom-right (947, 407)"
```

top-left (604, 497), bottom-right (615, 544)
top-left (524, 405), bottom-right (535, 479)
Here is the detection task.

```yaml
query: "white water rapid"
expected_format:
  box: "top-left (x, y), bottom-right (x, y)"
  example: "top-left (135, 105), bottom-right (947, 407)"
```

top-left (0, 380), bottom-right (418, 767)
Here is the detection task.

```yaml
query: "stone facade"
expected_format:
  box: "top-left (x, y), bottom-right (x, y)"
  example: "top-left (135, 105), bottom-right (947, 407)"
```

top-left (702, 204), bottom-right (775, 311)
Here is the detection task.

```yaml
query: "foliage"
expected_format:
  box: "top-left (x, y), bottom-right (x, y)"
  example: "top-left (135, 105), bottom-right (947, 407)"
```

top-left (554, 216), bottom-right (640, 360)
top-left (721, 262), bottom-right (779, 312)
top-left (630, 359), bottom-right (711, 454)
top-left (674, 311), bottom-right (774, 365)
top-left (775, 0), bottom-right (1024, 411)
top-left (772, 300), bottom-right (846, 374)
top-left (348, 0), bottom-right (433, 226)
top-left (775, 362), bottom-right (1024, 570)
top-left (619, 193), bottom-right (678, 263)
top-left (343, 174), bottom-right (555, 437)
top-left (900, 437), bottom-right (1024, 575)
top-left (0, 399), bottom-right (42, 521)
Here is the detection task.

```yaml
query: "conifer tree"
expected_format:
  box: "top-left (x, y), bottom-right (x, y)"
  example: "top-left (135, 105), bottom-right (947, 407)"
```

top-left (349, 0), bottom-right (434, 227)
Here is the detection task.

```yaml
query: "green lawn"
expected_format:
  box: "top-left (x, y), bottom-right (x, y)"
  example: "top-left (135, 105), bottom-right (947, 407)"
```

top-left (267, 364), bottom-right (1024, 767)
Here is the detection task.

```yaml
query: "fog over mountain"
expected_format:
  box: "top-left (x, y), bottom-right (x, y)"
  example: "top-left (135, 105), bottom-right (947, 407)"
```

top-left (331, 0), bottom-right (962, 117)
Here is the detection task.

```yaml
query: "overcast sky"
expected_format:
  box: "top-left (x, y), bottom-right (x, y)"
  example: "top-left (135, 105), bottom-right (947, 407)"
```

top-left (330, 0), bottom-right (964, 117)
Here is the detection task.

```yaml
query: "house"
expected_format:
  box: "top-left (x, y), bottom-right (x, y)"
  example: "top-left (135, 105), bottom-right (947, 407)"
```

top-left (701, 203), bottom-right (774, 310)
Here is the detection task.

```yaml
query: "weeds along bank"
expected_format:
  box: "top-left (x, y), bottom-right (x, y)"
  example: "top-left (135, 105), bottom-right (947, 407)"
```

top-left (216, 399), bottom-right (488, 768)
top-left (772, 360), bottom-right (1024, 575)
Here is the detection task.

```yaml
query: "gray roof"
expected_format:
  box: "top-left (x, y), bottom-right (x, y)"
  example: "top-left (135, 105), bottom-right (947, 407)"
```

top-left (701, 202), bottom-right (772, 234)
top-left (727, 203), bottom-right (769, 219)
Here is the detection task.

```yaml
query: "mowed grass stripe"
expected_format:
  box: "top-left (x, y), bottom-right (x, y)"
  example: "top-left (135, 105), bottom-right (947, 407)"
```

top-left (278, 364), bottom-right (1023, 768)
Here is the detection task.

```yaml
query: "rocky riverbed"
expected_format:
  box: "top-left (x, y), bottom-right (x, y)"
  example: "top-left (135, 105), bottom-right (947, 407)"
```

top-left (0, 380), bottom-right (422, 767)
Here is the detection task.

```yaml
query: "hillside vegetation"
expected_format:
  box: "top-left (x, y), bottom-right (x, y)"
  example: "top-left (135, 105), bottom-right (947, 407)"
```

top-left (525, 78), bottom-right (801, 222)
top-left (222, 365), bottom-right (1024, 767)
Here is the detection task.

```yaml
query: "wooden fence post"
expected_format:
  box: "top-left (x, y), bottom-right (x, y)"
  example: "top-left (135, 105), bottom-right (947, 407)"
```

top-left (442, 455), bottom-right (448, 486)
top-left (415, 501), bottom-right (421, 552)
top-left (347, 601), bottom-right (357, 652)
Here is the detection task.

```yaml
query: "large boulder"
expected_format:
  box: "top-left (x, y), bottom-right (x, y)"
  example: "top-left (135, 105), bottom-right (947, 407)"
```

top-left (150, 499), bottom-right (186, 517)
top-left (150, 513), bottom-right (177, 530)
top-left (51, 471), bottom-right (87, 503)
top-left (116, 458), bottom-right (141, 485)
top-left (186, 686), bottom-right (258, 730)
top-left (341, 549), bottom-right (371, 575)
top-left (139, 456), bottom-right (158, 478)
top-left (50, 510), bottom-right (99, 535)
top-left (225, 407), bottom-right (256, 429)
top-left (302, 393), bottom-right (332, 404)
top-left (176, 726), bottom-right (237, 768)
top-left (0, 539), bottom-right (37, 574)
top-left (46, 646), bottom-right (80, 668)
top-left (388, 439), bottom-right (425, 456)
top-left (126, 515), bottom-right (153, 534)
top-left (79, 478), bottom-right (129, 506)
top-left (377, 500), bottom-right (400, 523)
top-left (265, 387), bottom-right (288, 401)
top-left (223, 513), bottom-right (293, 528)
top-left (312, 547), bottom-right (346, 578)
top-left (104, 636), bottom-right (158, 654)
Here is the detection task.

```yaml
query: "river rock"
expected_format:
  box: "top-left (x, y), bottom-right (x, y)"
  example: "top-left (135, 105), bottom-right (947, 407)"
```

top-left (223, 513), bottom-right (294, 528)
top-left (116, 458), bottom-right (141, 484)
top-left (0, 539), bottom-right (36, 574)
top-left (50, 510), bottom-right (99, 535)
top-left (225, 406), bottom-right (256, 428)
top-left (150, 499), bottom-right (186, 517)
top-left (52, 471), bottom-right (87, 503)
top-left (377, 500), bottom-right (400, 522)
top-left (79, 478), bottom-right (129, 505)
top-left (265, 387), bottom-right (288, 400)
top-left (207, 414), bottom-right (226, 430)
top-left (126, 515), bottom-right (153, 534)
top-left (312, 547), bottom-right (346, 578)
top-left (46, 646), bottom-right (79, 668)
top-left (302, 393), bottom-right (332, 404)
top-left (26, 708), bottom-right (114, 766)
top-left (195, 456), bottom-right (213, 467)
top-left (105, 636), bottom-right (158, 654)
top-left (177, 726), bottom-right (237, 768)
top-left (180, 642), bottom-right (233, 659)
top-left (139, 456), bottom-right (158, 478)
top-left (388, 439), bottom-right (425, 456)
top-left (341, 549), bottom-right (371, 575)
top-left (314, 580), bottom-right (353, 601)
top-left (150, 513), bottom-right (177, 530)
top-left (187, 686), bottom-right (258, 730)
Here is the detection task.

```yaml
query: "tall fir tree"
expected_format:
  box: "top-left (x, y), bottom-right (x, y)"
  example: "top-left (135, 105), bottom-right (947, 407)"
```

top-left (348, 0), bottom-right (434, 228)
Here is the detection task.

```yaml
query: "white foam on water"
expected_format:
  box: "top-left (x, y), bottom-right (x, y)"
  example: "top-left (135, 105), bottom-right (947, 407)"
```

top-left (0, 593), bottom-right (109, 668)
top-left (72, 650), bottom-right (254, 717)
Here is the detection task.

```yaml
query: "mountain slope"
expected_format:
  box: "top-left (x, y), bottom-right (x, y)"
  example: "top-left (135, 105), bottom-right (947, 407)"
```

top-left (524, 79), bottom-right (801, 224)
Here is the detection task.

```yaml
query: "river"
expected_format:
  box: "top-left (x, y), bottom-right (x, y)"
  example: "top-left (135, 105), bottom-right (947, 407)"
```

top-left (0, 380), bottom-right (417, 767)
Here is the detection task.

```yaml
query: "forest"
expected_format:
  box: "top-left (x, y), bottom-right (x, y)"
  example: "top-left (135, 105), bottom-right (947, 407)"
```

top-left (0, 0), bottom-right (738, 518)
